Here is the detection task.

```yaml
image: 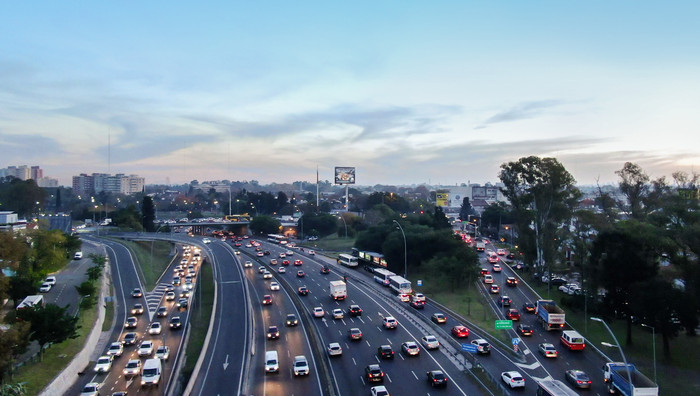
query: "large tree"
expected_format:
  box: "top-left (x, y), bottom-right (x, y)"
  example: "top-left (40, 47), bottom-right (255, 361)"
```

top-left (17, 304), bottom-right (80, 359)
top-left (141, 196), bottom-right (156, 232)
top-left (249, 215), bottom-right (282, 236)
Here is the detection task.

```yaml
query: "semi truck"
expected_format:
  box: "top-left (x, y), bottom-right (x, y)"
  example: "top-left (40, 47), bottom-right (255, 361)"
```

top-left (329, 281), bottom-right (347, 300)
top-left (603, 363), bottom-right (658, 396)
top-left (536, 300), bottom-right (565, 331)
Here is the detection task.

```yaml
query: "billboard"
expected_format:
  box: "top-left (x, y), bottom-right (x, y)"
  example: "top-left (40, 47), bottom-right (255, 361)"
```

top-left (335, 167), bottom-right (356, 185)
top-left (436, 192), bottom-right (449, 207)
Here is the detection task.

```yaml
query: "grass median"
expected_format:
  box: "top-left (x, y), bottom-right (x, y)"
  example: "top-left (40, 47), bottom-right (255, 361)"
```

top-left (182, 259), bottom-right (214, 380)
top-left (118, 239), bottom-right (174, 289)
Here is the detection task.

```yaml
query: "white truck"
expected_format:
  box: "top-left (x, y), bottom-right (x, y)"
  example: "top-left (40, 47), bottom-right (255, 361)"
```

top-left (329, 281), bottom-right (347, 300)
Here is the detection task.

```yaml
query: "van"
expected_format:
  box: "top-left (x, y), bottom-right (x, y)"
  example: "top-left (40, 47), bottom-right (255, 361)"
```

top-left (74, 251), bottom-right (83, 260)
top-left (265, 350), bottom-right (279, 373)
top-left (141, 358), bottom-right (162, 386)
top-left (560, 330), bottom-right (586, 350)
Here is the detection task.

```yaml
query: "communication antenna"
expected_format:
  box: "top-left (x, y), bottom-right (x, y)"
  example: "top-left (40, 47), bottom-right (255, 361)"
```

top-left (108, 129), bottom-right (111, 174)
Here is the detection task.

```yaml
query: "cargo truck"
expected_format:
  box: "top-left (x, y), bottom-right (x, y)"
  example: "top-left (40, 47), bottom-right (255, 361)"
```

top-left (329, 281), bottom-right (347, 300)
top-left (536, 300), bottom-right (565, 330)
top-left (603, 363), bottom-right (658, 396)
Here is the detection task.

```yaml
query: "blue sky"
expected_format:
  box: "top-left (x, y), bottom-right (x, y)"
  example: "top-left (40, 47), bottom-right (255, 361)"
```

top-left (1, 1), bottom-right (699, 186)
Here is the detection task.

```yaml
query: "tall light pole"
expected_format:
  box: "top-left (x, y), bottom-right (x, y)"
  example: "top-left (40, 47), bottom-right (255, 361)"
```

top-left (393, 220), bottom-right (407, 279)
top-left (338, 215), bottom-right (348, 238)
top-left (641, 324), bottom-right (657, 384)
top-left (228, 186), bottom-right (232, 216)
top-left (591, 317), bottom-right (633, 388)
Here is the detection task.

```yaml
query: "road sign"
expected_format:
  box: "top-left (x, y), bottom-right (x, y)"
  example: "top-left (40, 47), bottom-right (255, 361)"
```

top-left (495, 320), bottom-right (513, 330)
top-left (512, 338), bottom-right (520, 346)
top-left (417, 280), bottom-right (423, 287)
top-left (461, 343), bottom-right (478, 353)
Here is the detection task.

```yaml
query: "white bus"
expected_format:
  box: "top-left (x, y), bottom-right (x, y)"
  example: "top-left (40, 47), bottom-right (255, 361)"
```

top-left (536, 380), bottom-right (579, 396)
top-left (373, 269), bottom-right (396, 286)
top-left (267, 234), bottom-right (288, 245)
top-left (337, 254), bottom-right (359, 267)
top-left (388, 275), bottom-right (412, 295)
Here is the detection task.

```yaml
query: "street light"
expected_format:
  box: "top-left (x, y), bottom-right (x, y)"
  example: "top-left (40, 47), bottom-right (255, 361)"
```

top-left (338, 215), bottom-right (348, 238)
top-left (591, 317), bottom-right (634, 387)
top-left (641, 323), bottom-right (657, 384)
top-left (392, 220), bottom-right (407, 279)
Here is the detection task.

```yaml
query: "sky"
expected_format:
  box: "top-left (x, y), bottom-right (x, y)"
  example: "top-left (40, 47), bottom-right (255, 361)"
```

top-left (1, 1), bottom-right (699, 187)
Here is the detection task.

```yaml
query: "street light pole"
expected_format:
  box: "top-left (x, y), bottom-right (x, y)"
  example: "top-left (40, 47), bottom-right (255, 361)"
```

top-left (338, 215), bottom-right (348, 238)
top-left (393, 220), bottom-right (407, 279)
top-left (641, 324), bottom-right (657, 384)
top-left (228, 187), bottom-right (232, 216)
top-left (591, 317), bottom-right (634, 388)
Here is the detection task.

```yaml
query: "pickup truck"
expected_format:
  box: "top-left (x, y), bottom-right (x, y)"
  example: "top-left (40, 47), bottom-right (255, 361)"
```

top-left (536, 300), bottom-right (565, 331)
top-left (603, 363), bottom-right (658, 396)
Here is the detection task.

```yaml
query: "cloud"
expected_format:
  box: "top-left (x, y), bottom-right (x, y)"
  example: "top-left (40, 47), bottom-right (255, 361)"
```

top-left (478, 99), bottom-right (568, 128)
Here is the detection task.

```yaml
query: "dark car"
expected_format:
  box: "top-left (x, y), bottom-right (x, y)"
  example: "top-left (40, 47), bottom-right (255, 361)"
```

top-left (410, 300), bottom-right (425, 309)
top-left (517, 324), bottom-right (534, 336)
top-left (123, 332), bottom-right (138, 346)
top-left (286, 313), bottom-right (299, 326)
top-left (131, 288), bottom-right (143, 298)
top-left (349, 305), bottom-right (362, 316)
top-left (431, 313), bottom-right (447, 324)
top-left (506, 277), bottom-right (518, 287)
top-left (480, 268), bottom-right (490, 276)
top-left (169, 316), bottom-right (182, 329)
top-left (523, 302), bottom-right (536, 313)
top-left (427, 370), bottom-right (448, 387)
top-left (298, 286), bottom-right (309, 296)
top-left (320, 266), bottom-right (331, 274)
top-left (565, 369), bottom-right (592, 389)
top-left (377, 345), bottom-right (394, 359)
top-left (264, 250), bottom-right (271, 255)
top-left (266, 325), bottom-right (280, 340)
top-left (499, 296), bottom-right (512, 307)
top-left (365, 364), bottom-right (385, 383)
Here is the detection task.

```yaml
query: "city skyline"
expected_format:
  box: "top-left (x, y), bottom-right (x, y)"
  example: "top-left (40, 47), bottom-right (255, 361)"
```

top-left (1, 2), bottom-right (699, 186)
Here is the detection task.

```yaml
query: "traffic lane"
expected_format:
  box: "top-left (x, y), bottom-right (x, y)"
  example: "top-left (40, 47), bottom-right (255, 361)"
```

top-left (47, 239), bottom-right (100, 315)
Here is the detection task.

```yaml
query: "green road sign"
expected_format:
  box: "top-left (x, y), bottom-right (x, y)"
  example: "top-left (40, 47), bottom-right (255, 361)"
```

top-left (495, 320), bottom-right (513, 330)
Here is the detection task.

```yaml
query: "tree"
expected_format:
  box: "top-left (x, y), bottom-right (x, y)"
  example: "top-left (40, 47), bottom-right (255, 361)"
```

top-left (249, 215), bottom-right (282, 236)
top-left (17, 304), bottom-right (80, 359)
top-left (458, 197), bottom-right (476, 221)
top-left (0, 177), bottom-right (47, 217)
top-left (141, 196), bottom-right (156, 232)
top-left (616, 162), bottom-right (651, 220)
top-left (0, 322), bottom-right (30, 383)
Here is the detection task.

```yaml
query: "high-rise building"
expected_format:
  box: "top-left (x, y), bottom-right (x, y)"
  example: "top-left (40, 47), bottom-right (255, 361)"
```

top-left (72, 173), bottom-right (145, 196)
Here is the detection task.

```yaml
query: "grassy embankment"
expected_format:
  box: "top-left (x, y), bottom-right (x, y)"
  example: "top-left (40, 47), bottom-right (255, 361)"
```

top-left (182, 260), bottom-right (214, 380)
top-left (117, 239), bottom-right (174, 289)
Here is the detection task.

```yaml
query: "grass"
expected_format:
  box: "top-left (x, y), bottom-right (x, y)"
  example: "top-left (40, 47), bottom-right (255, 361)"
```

top-left (182, 260), bottom-right (214, 380)
top-left (298, 234), bottom-right (354, 256)
top-left (102, 300), bottom-right (114, 332)
top-left (117, 239), bottom-right (174, 289)
top-left (12, 305), bottom-right (98, 395)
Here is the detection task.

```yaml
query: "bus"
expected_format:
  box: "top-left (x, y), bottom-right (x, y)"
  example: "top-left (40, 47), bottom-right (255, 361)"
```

top-left (224, 214), bottom-right (251, 222)
top-left (337, 254), bottom-right (359, 267)
top-left (536, 380), bottom-right (579, 396)
top-left (373, 269), bottom-right (396, 286)
top-left (267, 234), bottom-right (288, 245)
top-left (388, 275), bottom-right (412, 295)
top-left (351, 248), bottom-right (388, 268)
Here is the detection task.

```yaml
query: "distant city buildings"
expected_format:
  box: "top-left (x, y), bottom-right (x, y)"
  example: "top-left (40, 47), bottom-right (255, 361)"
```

top-left (72, 173), bottom-right (145, 196)
top-left (0, 165), bottom-right (59, 187)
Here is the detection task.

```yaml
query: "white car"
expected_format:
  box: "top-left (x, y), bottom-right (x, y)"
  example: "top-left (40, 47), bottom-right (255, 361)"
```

top-left (383, 316), bottom-right (399, 329)
top-left (106, 341), bottom-right (124, 357)
top-left (165, 291), bottom-right (176, 301)
top-left (285, 250), bottom-right (294, 256)
top-left (401, 341), bottom-right (420, 356)
top-left (308, 250), bottom-right (316, 255)
top-left (138, 340), bottom-right (154, 357)
top-left (332, 308), bottom-right (344, 319)
top-left (293, 355), bottom-right (310, 376)
top-left (313, 307), bottom-right (325, 317)
top-left (278, 267), bottom-right (286, 274)
top-left (501, 371), bottom-right (525, 388)
top-left (328, 342), bottom-right (343, 356)
top-left (202, 238), bottom-right (211, 244)
top-left (39, 282), bottom-right (52, 293)
top-left (263, 271), bottom-right (272, 279)
top-left (413, 292), bottom-right (426, 302)
top-left (93, 355), bottom-right (112, 373)
top-left (270, 282), bottom-right (280, 291)
top-left (123, 359), bottom-right (141, 376)
top-left (155, 345), bottom-right (170, 360)
top-left (398, 293), bottom-right (411, 302)
top-left (148, 322), bottom-right (162, 335)
top-left (244, 260), bottom-right (253, 268)
top-left (371, 386), bottom-right (390, 396)
top-left (80, 382), bottom-right (100, 396)
top-left (74, 251), bottom-right (83, 260)
top-left (44, 276), bottom-right (57, 285)
top-left (497, 248), bottom-right (507, 256)
top-left (483, 274), bottom-right (494, 284)
top-left (421, 335), bottom-right (440, 350)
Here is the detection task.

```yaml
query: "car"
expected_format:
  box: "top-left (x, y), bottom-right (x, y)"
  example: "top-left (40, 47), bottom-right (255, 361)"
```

top-left (398, 293), bottom-right (411, 302)
top-left (501, 371), bottom-right (525, 389)
top-left (155, 345), bottom-right (170, 360)
top-left (263, 250), bottom-right (271, 255)
top-left (131, 304), bottom-right (144, 315)
top-left (523, 302), bottom-right (536, 313)
top-left (138, 340), bottom-right (154, 357)
top-left (383, 316), bottom-right (399, 329)
top-left (263, 271), bottom-right (272, 279)
top-left (202, 238), bottom-right (211, 244)
top-left (483, 275), bottom-right (494, 284)
top-left (94, 355), bottom-right (113, 372)
top-left (332, 308), bottom-right (344, 319)
top-left (506, 277), bottom-right (518, 287)
top-left (489, 284), bottom-right (500, 294)
top-left (298, 286), bottom-right (309, 296)
top-left (123, 332), bottom-right (138, 346)
top-left (244, 260), bottom-right (253, 268)
top-left (480, 268), bottom-right (490, 276)
top-left (565, 369), bottom-right (592, 389)
top-left (279, 253), bottom-right (286, 258)
top-left (80, 382), bottom-right (100, 396)
top-left (294, 259), bottom-right (303, 266)
top-left (410, 300), bottom-right (426, 309)
top-left (309, 250), bottom-right (316, 255)
top-left (125, 316), bottom-right (138, 328)
top-left (148, 322), bottom-right (162, 335)
top-left (349, 304), bottom-right (362, 316)
top-left (270, 258), bottom-right (278, 265)
top-left (256, 251), bottom-right (264, 257)
top-left (320, 265), bottom-right (331, 274)
top-left (401, 341), bottom-right (420, 356)
top-left (282, 259), bottom-right (290, 265)
top-left (517, 324), bottom-right (534, 336)
top-left (123, 359), bottom-right (142, 376)
top-left (169, 316), bottom-right (182, 329)
top-left (471, 339), bottom-right (491, 354)
top-left (559, 283), bottom-right (582, 295)
top-left (131, 288), bottom-right (143, 298)
top-left (269, 282), bottom-right (280, 291)
top-left (156, 306), bottom-right (168, 317)
top-left (293, 355), bottom-right (310, 376)
top-left (539, 343), bottom-right (558, 358)
top-left (177, 298), bottom-right (189, 309)
top-left (296, 270), bottom-right (305, 278)
top-left (258, 266), bottom-right (266, 274)
top-left (234, 250), bottom-right (241, 255)
top-left (277, 266), bottom-right (286, 273)
top-left (506, 308), bottom-right (521, 320)
top-left (74, 251), bottom-right (83, 260)
top-left (313, 307), bottom-right (324, 317)
top-left (348, 327), bottom-right (363, 340)
top-left (180, 290), bottom-right (191, 298)
top-left (431, 313), bottom-right (447, 324)
top-left (267, 325), bottom-right (280, 339)
top-left (286, 250), bottom-right (294, 256)
top-left (492, 264), bottom-right (502, 272)
top-left (427, 370), bottom-right (448, 387)
top-left (365, 364), bottom-right (385, 383)
top-left (286, 313), bottom-right (299, 326)
top-left (370, 385), bottom-right (390, 396)
top-left (451, 325), bottom-right (469, 338)
top-left (421, 335), bottom-right (440, 350)
top-left (488, 254), bottom-right (499, 264)
top-left (328, 342), bottom-right (343, 356)
top-left (107, 341), bottom-right (124, 357)
top-left (497, 248), bottom-right (506, 256)
top-left (44, 276), bottom-right (57, 285)
top-left (38, 282), bottom-right (52, 293)
top-left (499, 296), bottom-right (512, 307)
top-left (377, 345), bottom-right (394, 359)
top-left (172, 276), bottom-right (181, 286)
top-left (262, 295), bottom-right (273, 305)
top-left (165, 291), bottom-right (176, 301)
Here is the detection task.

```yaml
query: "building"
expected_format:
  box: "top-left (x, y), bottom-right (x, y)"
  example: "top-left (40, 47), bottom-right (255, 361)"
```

top-left (1, 165), bottom-right (58, 187)
top-left (0, 211), bottom-right (26, 232)
top-left (72, 173), bottom-right (145, 196)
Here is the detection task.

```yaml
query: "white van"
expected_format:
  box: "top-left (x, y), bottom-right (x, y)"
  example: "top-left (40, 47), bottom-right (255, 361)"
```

top-left (74, 251), bottom-right (83, 260)
top-left (265, 350), bottom-right (279, 373)
top-left (141, 358), bottom-right (162, 386)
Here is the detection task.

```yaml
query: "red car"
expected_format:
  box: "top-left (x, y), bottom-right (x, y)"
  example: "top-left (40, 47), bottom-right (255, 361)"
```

top-left (294, 259), bottom-right (303, 266)
top-left (262, 295), bottom-right (272, 305)
top-left (282, 260), bottom-right (290, 266)
top-left (506, 309), bottom-right (521, 321)
top-left (451, 325), bottom-right (469, 338)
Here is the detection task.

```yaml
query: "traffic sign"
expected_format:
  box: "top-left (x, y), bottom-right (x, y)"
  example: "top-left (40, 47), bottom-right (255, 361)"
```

top-left (461, 343), bottom-right (478, 353)
top-left (495, 320), bottom-right (513, 330)
top-left (512, 337), bottom-right (520, 346)
top-left (417, 280), bottom-right (423, 287)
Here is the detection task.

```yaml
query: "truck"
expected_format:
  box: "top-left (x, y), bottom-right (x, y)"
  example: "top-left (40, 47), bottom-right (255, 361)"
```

top-left (475, 240), bottom-right (485, 252)
top-left (536, 300), bottom-right (565, 331)
top-left (603, 363), bottom-right (658, 396)
top-left (329, 281), bottom-right (347, 300)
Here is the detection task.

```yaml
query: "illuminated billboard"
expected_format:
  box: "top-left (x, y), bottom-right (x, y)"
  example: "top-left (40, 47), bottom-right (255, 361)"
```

top-left (334, 167), bottom-right (356, 185)
top-left (436, 192), bottom-right (449, 207)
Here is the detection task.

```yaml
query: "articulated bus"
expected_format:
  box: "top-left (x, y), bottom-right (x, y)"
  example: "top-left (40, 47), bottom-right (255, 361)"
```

top-left (373, 269), bottom-right (396, 286)
top-left (388, 275), bottom-right (412, 295)
top-left (536, 380), bottom-right (579, 396)
top-left (337, 254), bottom-right (359, 267)
top-left (351, 248), bottom-right (388, 268)
top-left (267, 234), bottom-right (288, 245)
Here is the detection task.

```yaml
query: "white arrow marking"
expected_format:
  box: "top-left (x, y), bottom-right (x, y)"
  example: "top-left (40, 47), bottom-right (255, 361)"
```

top-left (223, 354), bottom-right (229, 370)
top-left (515, 361), bottom-right (542, 370)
